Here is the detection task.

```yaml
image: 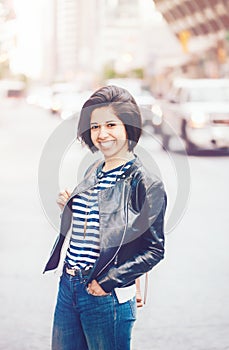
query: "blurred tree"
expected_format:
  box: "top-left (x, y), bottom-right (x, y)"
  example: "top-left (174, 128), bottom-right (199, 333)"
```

top-left (102, 63), bottom-right (144, 81)
top-left (131, 67), bottom-right (144, 79)
top-left (103, 63), bottom-right (117, 79)
top-left (226, 31), bottom-right (229, 42)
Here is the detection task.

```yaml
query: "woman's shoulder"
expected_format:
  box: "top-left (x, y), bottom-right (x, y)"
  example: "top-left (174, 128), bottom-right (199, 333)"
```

top-left (131, 157), bottom-right (164, 191)
top-left (129, 157), bottom-right (166, 213)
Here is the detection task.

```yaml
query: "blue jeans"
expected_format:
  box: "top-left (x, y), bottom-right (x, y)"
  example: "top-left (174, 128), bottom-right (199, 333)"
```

top-left (52, 269), bottom-right (137, 350)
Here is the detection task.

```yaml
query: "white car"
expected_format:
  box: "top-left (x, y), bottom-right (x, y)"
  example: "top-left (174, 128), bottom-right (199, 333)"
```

top-left (50, 88), bottom-right (93, 120)
top-left (0, 79), bottom-right (25, 99)
top-left (159, 78), bottom-right (229, 153)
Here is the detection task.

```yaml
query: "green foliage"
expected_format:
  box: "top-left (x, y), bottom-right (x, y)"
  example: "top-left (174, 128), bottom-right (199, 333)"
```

top-left (103, 64), bottom-right (117, 79)
top-left (225, 30), bottom-right (229, 42)
top-left (102, 64), bottom-right (144, 80)
top-left (131, 68), bottom-right (144, 79)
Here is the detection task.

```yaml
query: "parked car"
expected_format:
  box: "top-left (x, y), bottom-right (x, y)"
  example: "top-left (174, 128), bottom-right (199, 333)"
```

top-left (159, 78), bottom-right (229, 153)
top-left (27, 82), bottom-right (91, 120)
top-left (50, 83), bottom-right (82, 117)
top-left (0, 79), bottom-right (25, 99)
top-left (26, 86), bottom-right (53, 109)
top-left (50, 90), bottom-right (93, 120)
top-left (105, 78), bottom-right (163, 133)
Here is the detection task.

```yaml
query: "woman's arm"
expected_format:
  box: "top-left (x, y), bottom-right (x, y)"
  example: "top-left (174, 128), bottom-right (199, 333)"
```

top-left (135, 278), bottom-right (143, 307)
top-left (96, 181), bottom-right (167, 293)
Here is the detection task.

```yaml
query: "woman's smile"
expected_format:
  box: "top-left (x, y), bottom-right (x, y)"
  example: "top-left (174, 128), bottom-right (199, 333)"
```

top-left (90, 106), bottom-right (129, 162)
top-left (99, 140), bottom-right (115, 149)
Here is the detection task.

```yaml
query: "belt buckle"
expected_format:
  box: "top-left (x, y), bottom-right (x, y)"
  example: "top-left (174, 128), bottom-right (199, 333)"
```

top-left (72, 269), bottom-right (78, 276)
top-left (65, 266), bottom-right (91, 277)
top-left (66, 266), bottom-right (79, 276)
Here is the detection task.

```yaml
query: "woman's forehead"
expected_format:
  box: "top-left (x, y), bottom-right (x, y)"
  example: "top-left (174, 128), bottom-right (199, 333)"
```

top-left (90, 106), bottom-right (121, 123)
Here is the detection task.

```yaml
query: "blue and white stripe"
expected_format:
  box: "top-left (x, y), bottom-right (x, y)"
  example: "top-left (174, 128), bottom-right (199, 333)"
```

top-left (65, 160), bottom-right (134, 269)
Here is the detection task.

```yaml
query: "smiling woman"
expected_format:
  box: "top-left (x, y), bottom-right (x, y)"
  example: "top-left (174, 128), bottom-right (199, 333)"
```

top-left (45, 85), bottom-right (167, 350)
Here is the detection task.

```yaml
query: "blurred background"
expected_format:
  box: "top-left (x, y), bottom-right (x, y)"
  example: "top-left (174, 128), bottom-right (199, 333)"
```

top-left (0, 0), bottom-right (229, 349)
top-left (1, 0), bottom-right (229, 153)
top-left (1, 0), bottom-right (229, 87)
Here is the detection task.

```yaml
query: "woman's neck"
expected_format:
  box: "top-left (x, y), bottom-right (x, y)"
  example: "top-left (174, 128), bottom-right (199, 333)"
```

top-left (103, 153), bottom-right (134, 172)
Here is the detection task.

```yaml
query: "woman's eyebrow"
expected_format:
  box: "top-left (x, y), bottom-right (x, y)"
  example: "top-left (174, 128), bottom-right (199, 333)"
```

top-left (90, 120), bottom-right (117, 125)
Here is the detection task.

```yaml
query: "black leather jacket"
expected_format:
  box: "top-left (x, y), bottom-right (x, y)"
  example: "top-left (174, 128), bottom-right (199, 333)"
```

top-left (44, 156), bottom-right (167, 293)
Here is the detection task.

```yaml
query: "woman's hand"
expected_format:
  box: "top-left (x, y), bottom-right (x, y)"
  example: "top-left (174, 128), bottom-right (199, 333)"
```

top-left (136, 289), bottom-right (143, 308)
top-left (135, 278), bottom-right (143, 307)
top-left (87, 280), bottom-right (109, 296)
top-left (56, 189), bottom-right (72, 210)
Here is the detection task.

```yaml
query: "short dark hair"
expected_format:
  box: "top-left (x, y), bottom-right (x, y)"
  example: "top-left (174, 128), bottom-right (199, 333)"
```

top-left (77, 85), bottom-right (142, 152)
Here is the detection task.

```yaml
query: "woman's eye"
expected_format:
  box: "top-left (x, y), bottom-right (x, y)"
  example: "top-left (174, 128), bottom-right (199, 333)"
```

top-left (91, 125), bottom-right (99, 130)
top-left (107, 123), bottom-right (116, 128)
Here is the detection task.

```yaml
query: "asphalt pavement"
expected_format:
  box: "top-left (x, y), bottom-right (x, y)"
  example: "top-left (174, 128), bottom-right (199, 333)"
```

top-left (0, 99), bottom-right (229, 350)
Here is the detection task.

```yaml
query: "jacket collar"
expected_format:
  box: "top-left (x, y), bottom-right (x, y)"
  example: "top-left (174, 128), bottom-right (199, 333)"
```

top-left (69, 155), bottom-right (142, 199)
top-left (94, 154), bottom-right (142, 180)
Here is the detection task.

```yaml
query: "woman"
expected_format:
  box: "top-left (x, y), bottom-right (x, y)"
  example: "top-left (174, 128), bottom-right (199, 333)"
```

top-left (44, 85), bottom-right (167, 350)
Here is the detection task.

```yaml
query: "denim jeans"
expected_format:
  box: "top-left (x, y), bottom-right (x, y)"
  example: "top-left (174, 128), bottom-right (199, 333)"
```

top-left (52, 269), bottom-right (137, 350)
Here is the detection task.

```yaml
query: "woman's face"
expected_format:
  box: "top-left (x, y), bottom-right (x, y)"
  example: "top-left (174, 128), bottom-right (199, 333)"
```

top-left (90, 106), bottom-right (129, 161)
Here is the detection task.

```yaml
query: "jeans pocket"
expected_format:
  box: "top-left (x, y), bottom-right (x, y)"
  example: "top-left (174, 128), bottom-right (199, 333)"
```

top-left (128, 297), bottom-right (137, 319)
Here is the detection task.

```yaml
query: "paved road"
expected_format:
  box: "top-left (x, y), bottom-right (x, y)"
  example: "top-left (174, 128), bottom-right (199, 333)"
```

top-left (0, 99), bottom-right (229, 349)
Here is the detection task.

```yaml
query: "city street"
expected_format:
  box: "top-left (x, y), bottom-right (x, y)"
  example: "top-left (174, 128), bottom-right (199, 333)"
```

top-left (0, 99), bottom-right (229, 350)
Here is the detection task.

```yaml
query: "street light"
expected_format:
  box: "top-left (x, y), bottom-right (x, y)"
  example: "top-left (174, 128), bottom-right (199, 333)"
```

top-left (178, 30), bottom-right (191, 53)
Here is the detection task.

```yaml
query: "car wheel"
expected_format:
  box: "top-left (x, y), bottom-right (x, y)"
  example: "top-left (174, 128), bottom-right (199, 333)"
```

top-left (181, 119), bottom-right (198, 155)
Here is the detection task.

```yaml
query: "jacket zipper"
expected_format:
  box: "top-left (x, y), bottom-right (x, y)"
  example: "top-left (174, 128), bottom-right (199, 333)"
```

top-left (59, 176), bottom-right (132, 278)
top-left (95, 182), bottom-right (131, 278)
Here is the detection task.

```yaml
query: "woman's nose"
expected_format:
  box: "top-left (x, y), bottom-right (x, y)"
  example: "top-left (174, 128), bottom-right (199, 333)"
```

top-left (98, 125), bottom-right (109, 138)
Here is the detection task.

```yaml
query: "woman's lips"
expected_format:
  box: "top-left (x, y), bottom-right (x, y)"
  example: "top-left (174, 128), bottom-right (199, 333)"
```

top-left (99, 141), bottom-right (115, 149)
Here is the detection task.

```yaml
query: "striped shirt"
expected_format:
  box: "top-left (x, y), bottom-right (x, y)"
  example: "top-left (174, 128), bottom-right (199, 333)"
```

top-left (65, 160), bottom-right (134, 269)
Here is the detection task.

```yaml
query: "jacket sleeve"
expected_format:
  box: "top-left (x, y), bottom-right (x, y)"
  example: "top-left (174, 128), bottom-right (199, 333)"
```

top-left (97, 180), bottom-right (167, 293)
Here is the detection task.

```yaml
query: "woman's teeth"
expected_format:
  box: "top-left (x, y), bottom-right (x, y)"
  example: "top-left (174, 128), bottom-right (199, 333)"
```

top-left (100, 141), bottom-right (114, 148)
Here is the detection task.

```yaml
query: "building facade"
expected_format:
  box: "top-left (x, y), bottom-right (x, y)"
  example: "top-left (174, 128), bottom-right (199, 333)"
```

top-left (153, 0), bottom-right (229, 77)
top-left (44, 0), bottom-right (160, 85)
